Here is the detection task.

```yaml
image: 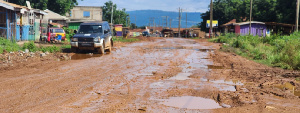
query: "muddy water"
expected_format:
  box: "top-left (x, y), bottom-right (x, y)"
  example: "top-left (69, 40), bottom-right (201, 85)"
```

top-left (160, 96), bottom-right (222, 109)
top-left (71, 53), bottom-right (102, 60)
top-left (275, 82), bottom-right (300, 97)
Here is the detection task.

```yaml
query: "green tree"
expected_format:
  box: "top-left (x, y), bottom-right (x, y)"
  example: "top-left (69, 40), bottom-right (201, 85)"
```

top-left (8, 0), bottom-right (80, 15)
top-left (102, 0), bottom-right (130, 27)
top-left (130, 23), bottom-right (137, 29)
top-left (199, 0), bottom-right (297, 31)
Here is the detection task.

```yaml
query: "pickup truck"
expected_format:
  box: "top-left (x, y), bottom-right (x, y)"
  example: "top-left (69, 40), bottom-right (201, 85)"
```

top-left (70, 21), bottom-right (113, 54)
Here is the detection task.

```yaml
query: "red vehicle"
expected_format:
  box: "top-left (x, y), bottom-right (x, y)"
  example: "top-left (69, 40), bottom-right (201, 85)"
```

top-left (47, 28), bottom-right (66, 42)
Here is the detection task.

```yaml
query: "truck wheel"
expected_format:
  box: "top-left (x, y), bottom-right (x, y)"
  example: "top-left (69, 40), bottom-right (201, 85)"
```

top-left (98, 44), bottom-right (105, 54)
top-left (106, 40), bottom-right (112, 53)
top-left (71, 47), bottom-right (78, 53)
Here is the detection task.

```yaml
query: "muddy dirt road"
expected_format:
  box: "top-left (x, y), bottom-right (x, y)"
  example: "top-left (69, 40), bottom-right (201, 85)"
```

top-left (0, 38), bottom-right (299, 113)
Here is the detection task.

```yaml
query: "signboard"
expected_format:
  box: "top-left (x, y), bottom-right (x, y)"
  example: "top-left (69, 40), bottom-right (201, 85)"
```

top-left (206, 20), bottom-right (218, 28)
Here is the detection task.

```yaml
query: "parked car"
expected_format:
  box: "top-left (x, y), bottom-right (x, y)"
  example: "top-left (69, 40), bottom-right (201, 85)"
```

top-left (142, 31), bottom-right (150, 37)
top-left (48, 27), bottom-right (66, 42)
top-left (70, 21), bottom-right (113, 54)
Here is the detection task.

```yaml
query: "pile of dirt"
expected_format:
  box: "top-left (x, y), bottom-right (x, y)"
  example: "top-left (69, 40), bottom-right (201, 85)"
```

top-left (0, 50), bottom-right (72, 71)
top-left (209, 50), bottom-right (300, 111)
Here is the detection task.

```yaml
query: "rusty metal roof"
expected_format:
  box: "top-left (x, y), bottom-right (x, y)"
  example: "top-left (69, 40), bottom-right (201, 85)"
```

top-left (0, 0), bottom-right (28, 10)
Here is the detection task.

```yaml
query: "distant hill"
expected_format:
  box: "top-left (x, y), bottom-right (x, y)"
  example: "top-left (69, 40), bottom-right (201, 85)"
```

top-left (126, 10), bottom-right (202, 28)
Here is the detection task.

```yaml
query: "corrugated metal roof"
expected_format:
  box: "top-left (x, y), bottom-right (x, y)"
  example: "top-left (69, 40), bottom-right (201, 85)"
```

top-left (0, 0), bottom-right (28, 10)
top-left (44, 9), bottom-right (68, 20)
top-left (234, 21), bottom-right (265, 26)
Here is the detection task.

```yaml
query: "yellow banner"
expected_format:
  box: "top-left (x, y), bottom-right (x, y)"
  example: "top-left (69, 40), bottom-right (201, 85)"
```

top-left (115, 27), bottom-right (122, 31)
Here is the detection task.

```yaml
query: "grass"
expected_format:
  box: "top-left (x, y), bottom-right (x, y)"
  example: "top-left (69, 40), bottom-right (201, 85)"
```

top-left (191, 37), bottom-right (201, 39)
top-left (113, 36), bottom-right (140, 42)
top-left (0, 38), bottom-right (20, 54)
top-left (210, 33), bottom-right (300, 70)
top-left (0, 38), bottom-right (71, 54)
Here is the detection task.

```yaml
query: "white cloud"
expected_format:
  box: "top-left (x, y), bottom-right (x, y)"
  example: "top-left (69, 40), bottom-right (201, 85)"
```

top-left (77, 0), bottom-right (210, 13)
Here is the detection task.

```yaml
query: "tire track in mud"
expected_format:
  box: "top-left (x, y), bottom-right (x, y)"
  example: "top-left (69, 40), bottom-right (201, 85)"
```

top-left (0, 38), bottom-right (226, 112)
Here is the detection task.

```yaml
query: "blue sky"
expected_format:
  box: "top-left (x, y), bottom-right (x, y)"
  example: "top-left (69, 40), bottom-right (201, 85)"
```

top-left (77, 0), bottom-right (209, 12)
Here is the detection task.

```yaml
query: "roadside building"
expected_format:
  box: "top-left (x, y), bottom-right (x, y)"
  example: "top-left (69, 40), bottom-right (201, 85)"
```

top-left (66, 6), bottom-right (102, 30)
top-left (128, 28), bottom-right (145, 37)
top-left (0, 0), bottom-right (47, 41)
top-left (264, 22), bottom-right (297, 36)
top-left (221, 20), bottom-right (266, 37)
top-left (44, 9), bottom-right (68, 27)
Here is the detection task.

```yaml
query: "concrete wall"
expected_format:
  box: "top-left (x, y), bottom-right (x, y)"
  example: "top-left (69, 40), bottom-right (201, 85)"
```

top-left (67, 6), bottom-right (102, 21)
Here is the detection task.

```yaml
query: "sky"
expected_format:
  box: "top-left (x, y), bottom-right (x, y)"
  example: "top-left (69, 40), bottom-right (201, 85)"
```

top-left (77, 0), bottom-right (210, 13)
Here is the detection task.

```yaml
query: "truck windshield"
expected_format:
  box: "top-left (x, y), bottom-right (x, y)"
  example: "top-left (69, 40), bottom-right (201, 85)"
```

top-left (78, 25), bottom-right (102, 34)
top-left (54, 29), bottom-right (64, 33)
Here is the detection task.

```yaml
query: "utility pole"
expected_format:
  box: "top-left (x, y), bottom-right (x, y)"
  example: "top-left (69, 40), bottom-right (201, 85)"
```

top-left (296, 0), bottom-right (300, 32)
top-left (210, 0), bottom-right (213, 38)
top-left (186, 12), bottom-right (187, 38)
top-left (134, 15), bottom-right (137, 29)
top-left (110, 3), bottom-right (114, 33)
top-left (159, 20), bottom-right (161, 27)
top-left (162, 16), bottom-right (168, 28)
top-left (170, 19), bottom-right (172, 28)
top-left (166, 16), bottom-right (168, 28)
top-left (178, 7), bottom-right (181, 38)
top-left (249, 0), bottom-right (253, 35)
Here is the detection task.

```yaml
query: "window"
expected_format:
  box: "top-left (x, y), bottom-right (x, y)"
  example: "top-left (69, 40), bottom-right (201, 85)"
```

top-left (83, 11), bottom-right (90, 17)
top-left (69, 11), bottom-right (72, 17)
top-left (54, 29), bottom-right (65, 33)
top-left (78, 25), bottom-right (102, 34)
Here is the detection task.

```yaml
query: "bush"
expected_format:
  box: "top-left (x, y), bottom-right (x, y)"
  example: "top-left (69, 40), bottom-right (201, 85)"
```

top-left (214, 32), bottom-right (300, 70)
top-left (0, 38), bottom-right (20, 53)
top-left (40, 46), bottom-right (61, 53)
top-left (22, 41), bottom-right (39, 52)
top-left (113, 37), bottom-right (140, 42)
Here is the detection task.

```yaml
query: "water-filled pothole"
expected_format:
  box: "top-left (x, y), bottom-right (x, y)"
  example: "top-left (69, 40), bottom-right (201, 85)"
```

top-left (196, 49), bottom-right (215, 52)
top-left (207, 65), bottom-right (224, 69)
top-left (160, 96), bottom-right (222, 109)
top-left (71, 54), bottom-right (102, 60)
top-left (274, 82), bottom-right (300, 97)
top-left (169, 73), bottom-right (192, 80)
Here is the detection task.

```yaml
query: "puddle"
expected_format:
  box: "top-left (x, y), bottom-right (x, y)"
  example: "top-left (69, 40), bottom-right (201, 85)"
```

top-left (274, 82), bottom-right (300, 97)
top-left (207, 65), bottom-right (224, 69)
top-left (210, 79), bottom-right (244, 85)
top-left (169, 73), bottom-right (192, 80)
top-left (196, 49), bottom-right (215, 52)
top-left (154, 46), bottom-right (186, 50)
top-left (200, 78), bottom-right (243, 91)
top-left (71, 54), bottom-right (102, 60)
top-left (161, 96), bottom-right (222, 109)
top-left (294, 91), bottom-right (300, 96)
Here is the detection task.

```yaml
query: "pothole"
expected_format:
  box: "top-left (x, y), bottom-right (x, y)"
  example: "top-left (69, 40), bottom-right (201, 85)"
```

top-left (207, 65), bottom-right (224, 69)
top-left (274, 82), bottom-right (300, 97)
top-left (160, 96), bottom-right (222, 109)
top-left (71, 53), bottom-right (102, 60)
top-left (169, 73), bottom-right (192, 80)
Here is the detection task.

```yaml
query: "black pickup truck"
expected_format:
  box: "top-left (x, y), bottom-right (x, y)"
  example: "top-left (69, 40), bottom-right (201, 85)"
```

top-left (70, 21), bottom-right (113, 54)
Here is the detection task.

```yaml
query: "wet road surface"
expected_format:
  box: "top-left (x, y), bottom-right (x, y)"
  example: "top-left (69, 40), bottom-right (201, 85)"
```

top-left (0, 38), bottom-right (277, 112)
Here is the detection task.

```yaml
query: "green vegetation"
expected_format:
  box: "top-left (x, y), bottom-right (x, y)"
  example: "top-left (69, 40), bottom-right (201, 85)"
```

top-left (63, 27), bottom-right (75, 42)
top-left (210, 33), bottom-right (300, 70)
top-left (102, 1), bottom-right (130, 27)
top-left (0, 38), bottom-right (71, 54)
top-left (113, 37), bottom-right (140, 42)
top-left (9, 0), bottom-right (79, 15)
top-left (0, 38), bottom-right (20, 54)
top-left (296, 77), bottom-right (300, 81)
top-left (199, 0), bottom-right (296, 32)
top-left (22, 41), bottom-right (67, 53)
top-left (191, 37), bottom-right (201, 39)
